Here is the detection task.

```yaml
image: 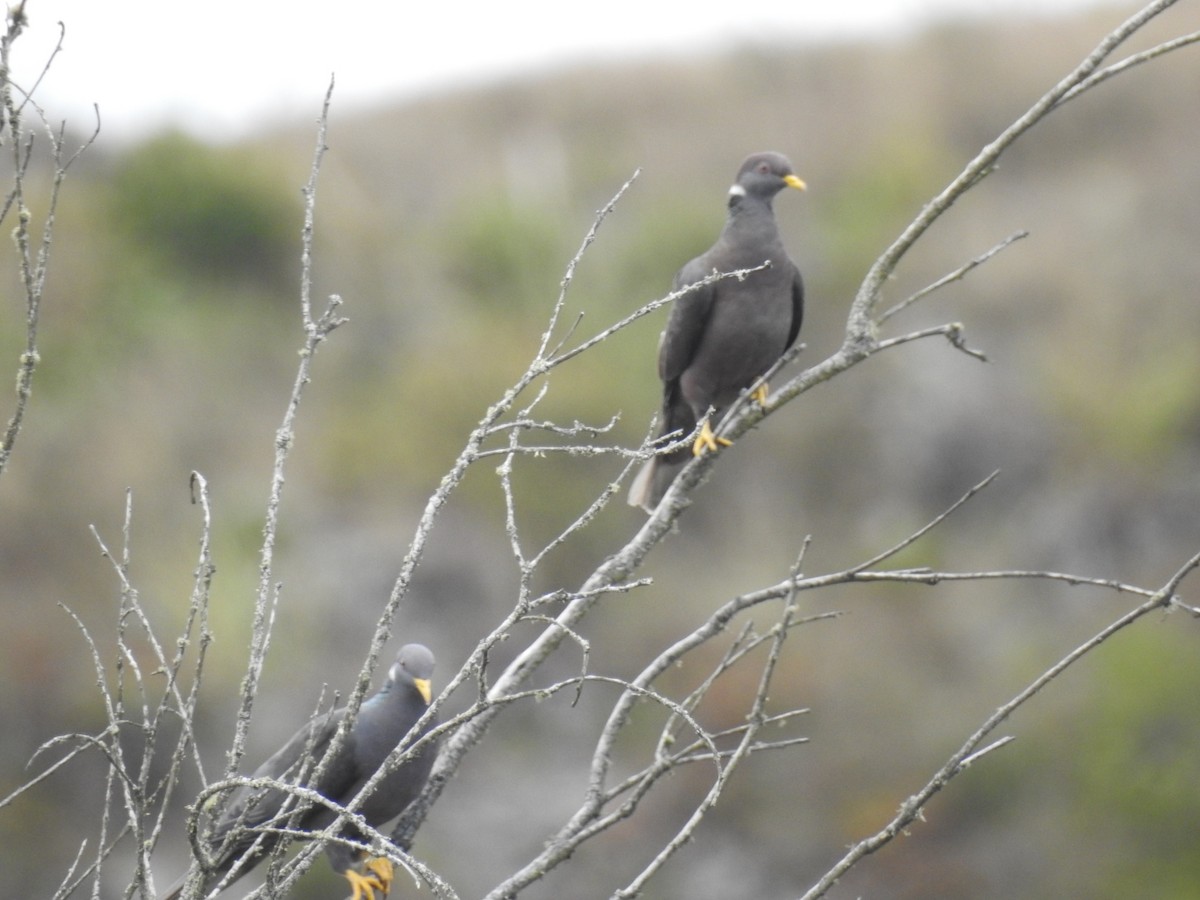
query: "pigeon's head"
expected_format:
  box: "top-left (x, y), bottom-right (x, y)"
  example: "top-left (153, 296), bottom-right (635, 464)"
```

top-left (730, 152), bottom-right (806, 202)
top-left (389, 643), bottom-right (435, 704)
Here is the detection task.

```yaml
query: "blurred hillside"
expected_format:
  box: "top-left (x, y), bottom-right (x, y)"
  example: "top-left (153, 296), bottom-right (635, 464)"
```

top-left (3, 4), bottom-right (1200, 897)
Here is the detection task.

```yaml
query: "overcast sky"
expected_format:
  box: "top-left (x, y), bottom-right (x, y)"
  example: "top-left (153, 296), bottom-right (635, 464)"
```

top-left (24, 0), bottom-right (1113, 141)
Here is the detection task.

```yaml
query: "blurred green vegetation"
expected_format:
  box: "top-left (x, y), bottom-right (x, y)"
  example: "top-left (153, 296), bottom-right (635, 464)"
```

top-left (1075, 626), bottom-right (1200, 896)
top-left (445, 194), bottom-right (565, 313)
top-left (107, 131), bottom-right (300, 290)
top-left (3, 6), bottom-right (1200, 899)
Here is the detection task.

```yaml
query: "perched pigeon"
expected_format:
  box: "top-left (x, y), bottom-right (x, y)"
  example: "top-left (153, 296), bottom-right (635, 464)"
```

top-left (630, 152), bottom-right (805, 511)
top-left (160, 644), bottom-right (438, 900)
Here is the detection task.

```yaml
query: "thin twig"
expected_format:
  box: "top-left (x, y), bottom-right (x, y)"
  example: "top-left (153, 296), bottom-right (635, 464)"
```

top-left (231, 76), bottom-right (346, 781)
top-left (877, 230), bottom-right (1029, 325)
top-left (851, 470), bottom-right (1000, 572)
top-left (537, 169), bottom-right (640, 361)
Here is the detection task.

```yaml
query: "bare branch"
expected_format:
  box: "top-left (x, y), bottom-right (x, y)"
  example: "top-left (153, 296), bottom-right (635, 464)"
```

top-left (799, 547), bottom-right (1200, 899)
top-left (847, 0), bottom-right (1191, 340)
top-left (852, 470), bottom-right (1000, 572)
top-left (0, 11), bottom-right (98, 478)
top-left (1059, 27), bottom-right (1200, 104)
top-left (877, 230), bottom-right (1029, 325)
top-left (537, 169), bottom-right (640, 361)
top-left (546, 261), bottom-right (772, 370)
top-left (231, 77), bottom-right (345, 783)
top-left (615, 581), bottom-right (804, 897)
top-left (299, 76), bottom-right (338, 333)
top-left (872, 320), bottom-right (989, 361)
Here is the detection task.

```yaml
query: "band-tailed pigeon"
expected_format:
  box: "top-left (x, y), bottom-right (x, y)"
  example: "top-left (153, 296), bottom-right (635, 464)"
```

top-left (629, 151), bottom-right (805, 512)
top-left (160, 643), bottom-right (438, 900)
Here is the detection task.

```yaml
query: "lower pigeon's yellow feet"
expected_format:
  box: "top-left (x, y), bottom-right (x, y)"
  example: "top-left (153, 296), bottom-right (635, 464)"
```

top-left (365, 856), bottom-right (394, 890)
top-left (750, 382), bottom-right (769, 405)
top-left (692, 419), bottom-right (733, 456)
top-left (345, 870), bottom-right (381, 900)
top-left (345, 857), bottom-right (394, 900)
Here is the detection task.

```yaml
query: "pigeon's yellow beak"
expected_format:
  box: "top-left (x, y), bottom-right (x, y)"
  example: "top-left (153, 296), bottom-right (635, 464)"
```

top-left (784, 174), bottom-right (806, 191)
top-left (414, 678), bottom-right (432, 705)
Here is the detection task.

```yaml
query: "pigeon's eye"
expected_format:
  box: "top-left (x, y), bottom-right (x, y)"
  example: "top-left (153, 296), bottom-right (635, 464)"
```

top-left (757, 162), bottom-right (770, 174)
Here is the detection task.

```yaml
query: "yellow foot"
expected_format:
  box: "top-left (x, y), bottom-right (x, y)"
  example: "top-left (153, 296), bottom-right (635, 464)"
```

top-left (345, 857), bottom-right (394, 900)
top-left (692, 419), bottom-right (733, 456)
top-left (365, 856), bottom-right (394, 892)
top-left (750, 382), bottom-right (769, 405)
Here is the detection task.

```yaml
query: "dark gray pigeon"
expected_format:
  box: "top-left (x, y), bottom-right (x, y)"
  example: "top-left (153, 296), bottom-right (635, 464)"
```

top-left (629, 152), bottom-right (805, 512)
top-left (159, 643), bottom-right (438, 900)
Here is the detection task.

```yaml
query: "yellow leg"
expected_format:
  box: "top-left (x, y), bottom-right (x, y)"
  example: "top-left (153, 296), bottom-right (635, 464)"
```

top-left (345, 870), bottom-right (381, 900)
top-left (345, 857), bottom-right (394, 900)
top-left (365, 857), bottom-right (394, 893)
top-left (692, 419), bottom-right (733, 456)
top-left (750, 382), bottom-right (769, 405)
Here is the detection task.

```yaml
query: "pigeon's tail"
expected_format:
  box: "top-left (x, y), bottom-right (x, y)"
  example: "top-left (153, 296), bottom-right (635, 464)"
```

top-left (628, 455), bottom-right (685, 512)
top-left (157, 864), bottom-right (224, 900)
top-left (629, 398), bottom-right (696, 512)
top-left (627, 456), bottom-right (657, 511)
